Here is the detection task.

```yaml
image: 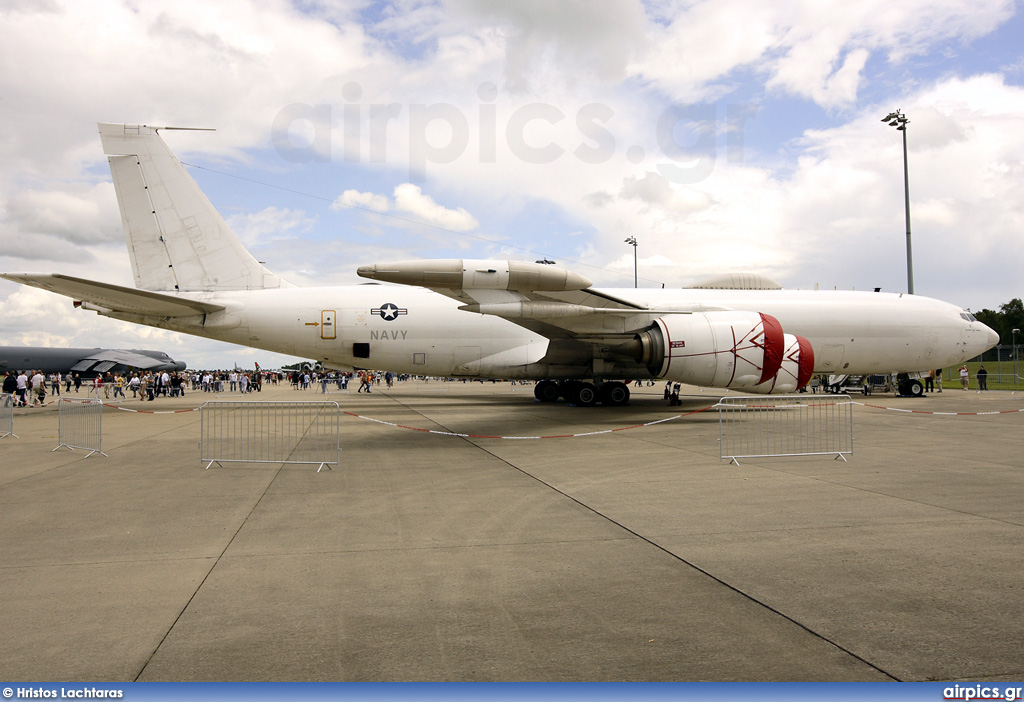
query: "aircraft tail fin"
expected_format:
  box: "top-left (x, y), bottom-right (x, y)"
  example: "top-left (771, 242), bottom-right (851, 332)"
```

top-left (98, 123), bottom-right (291, 292)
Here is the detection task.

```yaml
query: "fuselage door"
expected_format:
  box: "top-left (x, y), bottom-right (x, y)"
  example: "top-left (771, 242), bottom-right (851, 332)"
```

top-left (321, 310), bottom-right (336, 340)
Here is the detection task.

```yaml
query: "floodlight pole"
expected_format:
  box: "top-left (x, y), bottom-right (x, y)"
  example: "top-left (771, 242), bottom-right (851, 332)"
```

top-left (900, 124), bottom-right (914, 295)
top-left (882, 109), bottom-right (914, 295)
top-left (625, 236), bottom-right (638, 288)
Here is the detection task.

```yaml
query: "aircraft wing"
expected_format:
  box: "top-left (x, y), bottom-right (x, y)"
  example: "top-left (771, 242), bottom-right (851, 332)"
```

top-left (71, 349), bottom-right (180, 372)
top-left (356, 259), bottom-right (721, 340)
top-left (0, 273), bottom-right (223, 316)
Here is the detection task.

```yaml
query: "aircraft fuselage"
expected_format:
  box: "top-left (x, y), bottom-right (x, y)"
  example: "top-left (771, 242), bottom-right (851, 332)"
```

top-left (103, 284), bottom-right (994, 379)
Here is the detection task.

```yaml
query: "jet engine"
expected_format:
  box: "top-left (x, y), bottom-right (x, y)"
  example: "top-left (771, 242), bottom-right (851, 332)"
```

top-left (630, 312), bottom-right (815, 393)
top-left (632, 311), bottom-right (785, 390)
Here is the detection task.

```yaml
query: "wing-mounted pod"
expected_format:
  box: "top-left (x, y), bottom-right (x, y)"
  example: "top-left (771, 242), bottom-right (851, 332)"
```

top-left (357, 259), bottom-right (592, 291)
top-left (631, 311), bottom-right (785, 390)
top-left (747, 334), bottom-right (815, 394)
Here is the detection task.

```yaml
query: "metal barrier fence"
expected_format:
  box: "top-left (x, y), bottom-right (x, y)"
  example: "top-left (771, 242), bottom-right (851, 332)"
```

top-left (716, 394), bottom-right (854, 465)
top-left (199, 401), bottom-right (341, 471)
top-left (1, 394), bottom-right (18, 439)
top-left (54, 398), bottom-right (107, 457)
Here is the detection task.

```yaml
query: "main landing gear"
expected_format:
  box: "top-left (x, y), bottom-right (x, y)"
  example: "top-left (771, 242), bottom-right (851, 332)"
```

top-left (895, 373), bottom-right (925, 397)
top-left (533, 380), bottom-right (631, 407)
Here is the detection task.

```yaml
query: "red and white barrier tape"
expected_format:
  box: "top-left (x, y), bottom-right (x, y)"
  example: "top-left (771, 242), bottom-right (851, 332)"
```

top-left (853, 401), bottom-right (1024, 416)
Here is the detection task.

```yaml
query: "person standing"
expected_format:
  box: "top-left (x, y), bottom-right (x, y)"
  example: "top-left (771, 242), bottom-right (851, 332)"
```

top-left (31, 370), bottom-right (46, 405)
top-left (959, 364), bottom-right (969, 390)
top-left (977, 365), bottom-right (988, 391)
top-left (16, 370), bottom-right (29, 406)
top-left (3, 371), bottom-right (18, 405)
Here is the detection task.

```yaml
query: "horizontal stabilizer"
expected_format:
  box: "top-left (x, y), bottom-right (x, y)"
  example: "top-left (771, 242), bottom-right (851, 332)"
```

top-left (0, 273), bottom-right (223, 316)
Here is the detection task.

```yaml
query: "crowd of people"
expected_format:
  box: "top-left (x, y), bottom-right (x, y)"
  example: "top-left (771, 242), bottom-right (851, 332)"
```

top-left (2, 369), bottom-right (60, 407)
top-left (286, 369), bottom-right (403, 393)
top-left (0, 368), bottom-right (293, 406)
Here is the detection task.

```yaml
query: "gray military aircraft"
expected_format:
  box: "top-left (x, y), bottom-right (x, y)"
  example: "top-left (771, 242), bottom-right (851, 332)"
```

top-left (0, 347), bottom-right (186, 376)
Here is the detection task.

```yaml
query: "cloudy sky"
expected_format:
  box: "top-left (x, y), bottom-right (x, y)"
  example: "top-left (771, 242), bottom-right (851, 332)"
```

top-left (1, 0), bottom-right (1022, 370)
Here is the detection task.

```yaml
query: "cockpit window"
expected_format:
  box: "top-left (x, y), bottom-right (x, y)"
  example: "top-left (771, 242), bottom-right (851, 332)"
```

top-left (960, 312), bottom-right (977, 322)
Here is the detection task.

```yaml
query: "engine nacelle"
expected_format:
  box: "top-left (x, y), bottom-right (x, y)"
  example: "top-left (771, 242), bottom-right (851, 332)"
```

top-left (746, 334), bottom-right (815, 394)
top-left (635, 311), bottom-right (785, 390)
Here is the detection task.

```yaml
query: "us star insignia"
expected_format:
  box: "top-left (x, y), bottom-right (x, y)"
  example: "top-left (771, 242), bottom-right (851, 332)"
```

top-left (371, 303), bottom-right (408, 321)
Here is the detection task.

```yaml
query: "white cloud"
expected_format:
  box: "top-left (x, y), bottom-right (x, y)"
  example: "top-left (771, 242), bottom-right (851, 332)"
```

top-left (619, 172), bottom-right (714, 212)
top-left (2, 182), bottom-right (121, 248)
top-left (328, 184), bottom-right (480, 233)
top-left (770, 46), bottom-right (870, 109)
top-left (332, 189), bottom-right (390, 213)
top-left (632, 0), bottom-right (780, 102)
top-left (633, 0), bottom-right (1016, 108)
top-left (392, 183), bottom-right (479, 231)
top-left (445, 0), bottom-right (649, 90)
top-left (0, 0), bottom-right (375, 179)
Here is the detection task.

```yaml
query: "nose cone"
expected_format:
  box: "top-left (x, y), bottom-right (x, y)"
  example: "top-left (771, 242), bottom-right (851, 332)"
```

top-left (970, 321), bottom-right (1000, 358)
top-left (955, 312), bottom-right (1000, 362)
top-left (986, 325), bottom-right (1000, 348)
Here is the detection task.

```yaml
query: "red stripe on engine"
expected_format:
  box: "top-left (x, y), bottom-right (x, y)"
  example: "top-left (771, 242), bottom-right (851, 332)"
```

top-left (795, 335), bottom-right (815, 389)
top-left (758, 313), bottom-right (785, 384)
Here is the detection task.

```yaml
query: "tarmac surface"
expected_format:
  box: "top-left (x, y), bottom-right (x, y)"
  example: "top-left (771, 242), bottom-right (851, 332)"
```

top-left (1, 380), bottom-right (1023, 682)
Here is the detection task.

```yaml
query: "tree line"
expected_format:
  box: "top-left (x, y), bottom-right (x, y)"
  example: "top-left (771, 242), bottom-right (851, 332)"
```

top-left (974, 298), bottom-right (1024, 355)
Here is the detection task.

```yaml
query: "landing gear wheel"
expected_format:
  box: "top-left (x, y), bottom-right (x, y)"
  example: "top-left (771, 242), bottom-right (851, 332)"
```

top-left (569, 382), bottom-right (599, 407)
top-left (599, 381), bottom-right (630, 406)
top-left (897, 379), bottom-right (924, 396)
top-left (534, 380), bottom-right (559, 402)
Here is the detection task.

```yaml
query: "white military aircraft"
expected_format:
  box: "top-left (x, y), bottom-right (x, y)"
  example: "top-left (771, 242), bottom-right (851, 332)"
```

top-left (1, 124), bottom-right (999, 406)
